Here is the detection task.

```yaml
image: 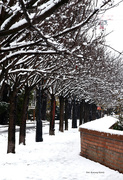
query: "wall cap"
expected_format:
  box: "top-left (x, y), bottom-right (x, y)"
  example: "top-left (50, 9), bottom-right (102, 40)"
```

top-left (79, 116), bottom-right (123, 136)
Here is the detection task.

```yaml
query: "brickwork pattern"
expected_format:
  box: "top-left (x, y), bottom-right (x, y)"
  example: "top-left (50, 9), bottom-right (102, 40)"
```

top-left (79, 128), bottom-right (123, 173)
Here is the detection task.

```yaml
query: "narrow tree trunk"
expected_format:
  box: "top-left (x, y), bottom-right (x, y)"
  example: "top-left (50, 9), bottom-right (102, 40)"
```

top-left (87, 103), bottom-right (90, 122)
top-left (84, 102), bottom-right (90, 122)
top-left (77, 102), bottom-right (80, 120)
top-left (41, 90), bottom-right (47, 120)
top-left (49, 94), bottom-right (56, 135)
top-left (59, 96), bottom-right (64, 132)
top-left (65, 98), bottom-right (68, 130)
top-left (72, 98), bottom-right (77, 128)
top-left (92, 104), bottom-right (97, 120)
top-left (19, 86), bottom-right (30, 145)
top-left (68, 101), bottom-right (72, 119)
top-left (0, 83), bottom-right (9, 125)
top-left (36, 83), bottom-right (43, 142)
top-left (84, 101), bottom-right (88, 123)
top-left (88, 103), bottom-right (92, 121)
top-left (79, 100), bottom-right (84, 125)
top-left (7, 92), bottom-right (17, 153)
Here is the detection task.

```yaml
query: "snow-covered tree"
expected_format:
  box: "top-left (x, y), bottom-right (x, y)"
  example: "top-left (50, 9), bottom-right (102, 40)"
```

top-left (1, 0), bottom-right (122, 153)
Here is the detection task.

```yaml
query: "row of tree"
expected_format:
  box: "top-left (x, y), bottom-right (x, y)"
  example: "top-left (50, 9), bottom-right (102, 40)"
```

top-left (0, 0), bottom-right (123, 153)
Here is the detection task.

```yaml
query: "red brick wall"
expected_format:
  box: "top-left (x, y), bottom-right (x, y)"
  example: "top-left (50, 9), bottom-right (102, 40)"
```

top-left (79, 128), bottom-right (123, 173)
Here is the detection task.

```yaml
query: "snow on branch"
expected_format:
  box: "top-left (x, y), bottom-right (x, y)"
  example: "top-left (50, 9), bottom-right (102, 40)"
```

top-left (0, 0), bottom-right (69, 36)
top-left (0, 50), bottom-right (65, 65)
top-left (53, 0), bottom-right (112, 38)
top-left (8, 68), bottom-right (48, 74)
top-left (0, 39), bottom-right (46, 52)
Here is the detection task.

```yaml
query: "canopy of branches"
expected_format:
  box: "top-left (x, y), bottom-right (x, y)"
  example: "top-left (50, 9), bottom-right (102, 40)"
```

top-left (0, 0), bottom-right (123, 108)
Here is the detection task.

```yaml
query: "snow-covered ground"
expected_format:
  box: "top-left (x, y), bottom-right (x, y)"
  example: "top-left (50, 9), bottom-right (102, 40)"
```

top-left (0, 117), bottom-right (123, 180)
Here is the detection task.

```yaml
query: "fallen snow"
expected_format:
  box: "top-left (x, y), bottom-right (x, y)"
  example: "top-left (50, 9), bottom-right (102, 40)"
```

top-left (0, 118), bottom-right (123, 180)
top-left (80, 116), bottom-right (123, 135)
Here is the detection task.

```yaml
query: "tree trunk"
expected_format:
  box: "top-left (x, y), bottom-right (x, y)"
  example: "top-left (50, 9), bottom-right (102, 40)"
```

top-left (68, 101), bottom-right (72, 119)
top-left (49, 94), bottom-right (56, 135)
top-left (92, 104), bottom-right (97, 120)
top-left (41, 90), bottom-right (47, 120)
top-left (59, 96), bottom-right (64, 132)
top-left (0, 83), bottom-right (9, 125)
top-left (84, 102), bottom-right (89, 123)
top-left (88, 103), bottom-right (92, 121)
top-left (76, 102), bottom-right (80, 120)
top-left (36, 83), bottom-right (43, 142)
top-left (19, 86), bottom-right (30, 145)
top-left (72, 98), bottom-right (77, 128)
top-left (79, 100), bottom-right (84, 125)
top-left (65, 98), bottom-right (68, 130)
top-left (87, 103), bottom-right (90, 122)
top-left (7, 92), bottom-right (17, 153)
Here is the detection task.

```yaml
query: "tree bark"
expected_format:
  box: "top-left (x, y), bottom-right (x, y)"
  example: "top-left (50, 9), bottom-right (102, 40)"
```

top-left (84, 102), bottom-right (90, 123)
top-left (76, 102), bottom-right (80, 120)
top-left (72, 98), bottom-right (77, 128)
top-left (19, 86), bottom-right (30, 145)
top-left (65, 98), bottom-right (68, 130)
top-left (0, 83), bottom-right (9, 125)
top-left (41, 90), bottom-right (47, 120)
top-left (7, 91), bottom-right (17, 153)
top-left (92, 104), bottom-right (97, 120)
top-left (36, 83), bottom-right (43, 142)
top-left (49, 94), bottom-right (56, 135)
top-left (59, 96), bottom-right (64, 132)
top-left (79, 100), bottom-right (85, 125)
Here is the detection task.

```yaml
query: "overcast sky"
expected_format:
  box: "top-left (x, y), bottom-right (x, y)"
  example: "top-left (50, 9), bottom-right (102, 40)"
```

top-left (103, 1), bottom-right (123, 53)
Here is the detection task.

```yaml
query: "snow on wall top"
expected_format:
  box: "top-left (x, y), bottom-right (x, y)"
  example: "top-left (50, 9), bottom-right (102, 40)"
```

top-left (79, 116), bottom-right (123, 135)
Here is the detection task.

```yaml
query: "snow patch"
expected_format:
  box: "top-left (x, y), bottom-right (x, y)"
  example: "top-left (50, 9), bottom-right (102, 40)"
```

top-left (80, 116), bottom-right (123, 135)
top-left (0, 120), bottom-right (123, 180)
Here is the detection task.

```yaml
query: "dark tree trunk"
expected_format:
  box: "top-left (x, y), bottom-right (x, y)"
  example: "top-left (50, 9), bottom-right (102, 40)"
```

top-left (49, 94), bottom-right (56, 135)
top-left (0, 83), bottom-right (9, 125)
top-left (92, 104), bottom-right (97, 120)
top-left (7, 91), bottom-right (17, 153)
top-left (65, 98), bottom-right (68, 130)
top-left (36, 83), bottom-right (43, 142)
top-left (72, 98), bottom-right (77, 128)
top-left (41, 90), bottom-right (47, 120)
top-left (59, 96), bottom-right (64, 132)
top-left (87, 103), bottom-right (90, 122)
top-left (77, 102), bottom-right (80, 120)
top-left (68, 101), bottom-right (72, 119)
top-left (79, 100), bottom-right (85, 125)
top-left (84, 102), bottom-right (90, 123)
top-left (19, 86), bottom-right (30, 145)
top-left (88, 103), bottom-right (92, 121)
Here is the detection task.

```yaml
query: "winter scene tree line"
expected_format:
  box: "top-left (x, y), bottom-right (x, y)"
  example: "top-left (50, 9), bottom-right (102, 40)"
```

top-left (0, 0), bottom-right (123, 156)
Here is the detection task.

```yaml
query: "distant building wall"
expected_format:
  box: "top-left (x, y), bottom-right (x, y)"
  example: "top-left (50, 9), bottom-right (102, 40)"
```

top-left (79, 127), bottom-right (123, 173)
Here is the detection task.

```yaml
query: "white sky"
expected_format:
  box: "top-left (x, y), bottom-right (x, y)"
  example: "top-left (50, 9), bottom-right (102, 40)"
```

top-left (103, 1), bottom-right (123, 52)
